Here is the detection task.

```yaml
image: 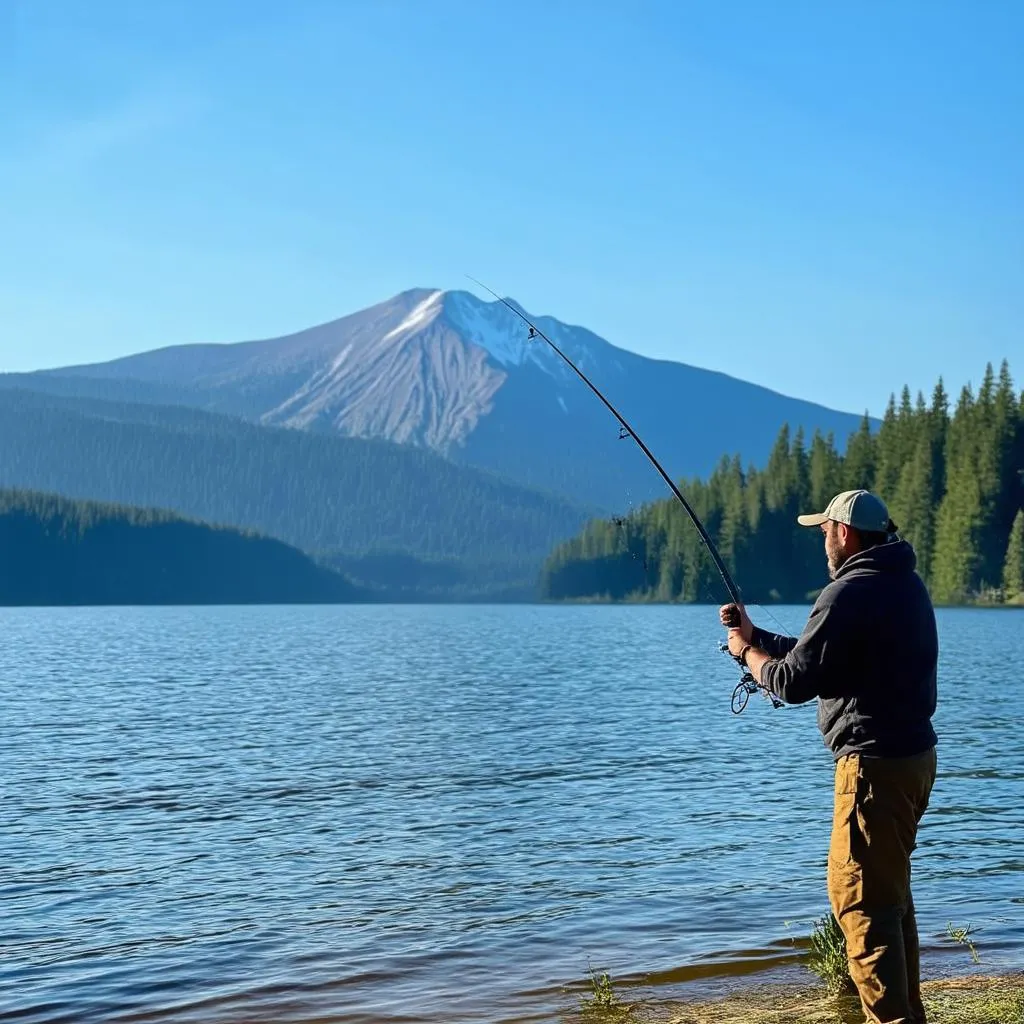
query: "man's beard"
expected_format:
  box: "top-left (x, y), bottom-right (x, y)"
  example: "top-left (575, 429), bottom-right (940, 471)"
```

top-left (826, 539), bottom-right (850, 580)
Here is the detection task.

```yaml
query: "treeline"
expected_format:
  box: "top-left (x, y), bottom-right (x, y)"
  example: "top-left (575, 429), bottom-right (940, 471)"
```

top-left (325, 550), bottom-right (545, 602)
top-left (541, 362), bottom-right (1024, 605)
top-left (0, 389), bottom-right (590, 572)
top-left (0, 489), bottom-right (363, 605)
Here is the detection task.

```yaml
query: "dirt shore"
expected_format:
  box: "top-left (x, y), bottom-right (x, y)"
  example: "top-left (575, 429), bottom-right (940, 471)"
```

top-left (657, 973), bottom-right (1024, 1023)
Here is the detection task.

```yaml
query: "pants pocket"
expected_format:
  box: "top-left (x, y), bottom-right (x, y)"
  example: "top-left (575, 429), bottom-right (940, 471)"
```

top-left (829, 755), bottom-right (861, 870)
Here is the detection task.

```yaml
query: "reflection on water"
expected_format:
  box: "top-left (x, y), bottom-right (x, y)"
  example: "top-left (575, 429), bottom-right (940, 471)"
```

top-left (3, 605), bottom-right (1022, 1022)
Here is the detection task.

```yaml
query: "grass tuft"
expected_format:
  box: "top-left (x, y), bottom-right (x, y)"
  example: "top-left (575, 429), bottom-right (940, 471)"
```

top-left (946, 920), bottom-right (982, 964)
top-left (805, 915), bottom-right (854, 995)
top-left (579, 962), bottom-right (634, 1022)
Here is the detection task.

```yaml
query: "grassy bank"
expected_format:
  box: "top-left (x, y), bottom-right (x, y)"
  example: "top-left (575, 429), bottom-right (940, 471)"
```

top-left (667, 974), bottom-right (1023, 1023)
top-left (580, 974), bottom-right (1024, 1023)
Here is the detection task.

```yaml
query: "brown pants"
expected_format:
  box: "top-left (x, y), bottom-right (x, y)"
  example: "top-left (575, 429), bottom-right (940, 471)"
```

top-left (828, 748), bottom-right (937, 1024)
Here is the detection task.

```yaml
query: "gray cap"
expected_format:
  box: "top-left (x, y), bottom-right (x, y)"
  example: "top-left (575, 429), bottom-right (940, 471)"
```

top-left (797, 489), bottom-right (891, 532)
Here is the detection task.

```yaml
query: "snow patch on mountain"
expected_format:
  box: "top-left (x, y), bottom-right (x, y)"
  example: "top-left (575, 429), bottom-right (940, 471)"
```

top-left (444, 291), bottom-right (557, 375)
top-left (329, 342), bottom-right (354, 372)
top-left (383, 290), bottom-right (444, 342)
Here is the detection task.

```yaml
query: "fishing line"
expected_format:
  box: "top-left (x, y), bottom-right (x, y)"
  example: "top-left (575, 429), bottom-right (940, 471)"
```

top-left (747, 602), bottom-right (796, 639)
top-left (468, 276), bottom-right (783, 714)
top-left (613, 486), bottom-right (654, 583)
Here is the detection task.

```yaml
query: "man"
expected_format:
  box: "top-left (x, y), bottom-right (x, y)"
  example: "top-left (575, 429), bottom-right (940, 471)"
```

top-left (720, 489), bottom-right (938, 1024)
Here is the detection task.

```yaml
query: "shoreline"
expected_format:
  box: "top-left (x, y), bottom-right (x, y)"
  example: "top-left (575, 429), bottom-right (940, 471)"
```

top-left (596, 972), bottom-right (1024, 1023)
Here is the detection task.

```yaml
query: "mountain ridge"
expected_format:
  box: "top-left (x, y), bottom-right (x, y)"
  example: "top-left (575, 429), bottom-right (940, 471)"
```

top-left (6, 288), bottom-right (874, 510)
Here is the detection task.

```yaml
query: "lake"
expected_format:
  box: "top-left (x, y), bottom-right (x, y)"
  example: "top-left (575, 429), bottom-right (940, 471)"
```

top-left (3, 605), bottom-right (1022, 1023)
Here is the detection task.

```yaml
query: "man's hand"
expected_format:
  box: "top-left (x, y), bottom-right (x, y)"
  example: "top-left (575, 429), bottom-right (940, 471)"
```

top-left (726, 628), bottom-right (773, 688)
top-left (726, 629), bottom-right (749, 660)
top-left (719, 603), bottom-right (753, 642)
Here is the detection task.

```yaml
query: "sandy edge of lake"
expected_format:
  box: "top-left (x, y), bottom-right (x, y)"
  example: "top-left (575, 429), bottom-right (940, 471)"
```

top-left (607, 972), bottom-right (1024, 1023)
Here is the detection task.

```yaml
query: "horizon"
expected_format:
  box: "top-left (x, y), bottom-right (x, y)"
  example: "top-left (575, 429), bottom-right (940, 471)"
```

top-left (3, 1), bottom-right (1022, 415)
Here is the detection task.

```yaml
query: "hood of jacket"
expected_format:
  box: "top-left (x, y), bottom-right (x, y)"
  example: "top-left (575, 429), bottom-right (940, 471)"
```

top-left (835, 538), bottom-right (917, 580)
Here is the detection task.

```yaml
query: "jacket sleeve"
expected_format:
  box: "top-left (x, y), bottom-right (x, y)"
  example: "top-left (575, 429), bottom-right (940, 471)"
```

top-left (759, 596), bottom-right (847, 705)
top-left (751, 625), bottom-right (798, 659)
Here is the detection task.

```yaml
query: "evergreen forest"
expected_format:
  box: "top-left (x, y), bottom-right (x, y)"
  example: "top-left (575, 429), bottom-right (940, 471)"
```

top-left (540, 362), bottom-right (1024, 606)
top-left (0, 389), bottom-right (590, 572)
top-left (0, 489), bottom-right (363, 605)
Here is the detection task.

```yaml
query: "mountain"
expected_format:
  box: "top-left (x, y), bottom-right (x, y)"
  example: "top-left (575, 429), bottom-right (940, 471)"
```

top-left (0, 488), bottom-right (364, 606)
top-left (6, 289), bottom-right (872, 511)
top-left (0, 389), bottom-right (590, 597)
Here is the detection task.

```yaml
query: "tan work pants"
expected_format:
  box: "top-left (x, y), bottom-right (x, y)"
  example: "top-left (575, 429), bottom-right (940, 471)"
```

top-left (828, 748), bottom-right (937, 1024)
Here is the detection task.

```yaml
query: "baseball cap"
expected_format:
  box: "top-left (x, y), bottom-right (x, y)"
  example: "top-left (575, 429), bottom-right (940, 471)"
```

top-left (797, 489), bottom-right (893, 532)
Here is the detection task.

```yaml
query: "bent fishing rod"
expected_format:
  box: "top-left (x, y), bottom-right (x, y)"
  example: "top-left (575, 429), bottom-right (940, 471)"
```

top-left (468, 277), bottom-right (782, 715)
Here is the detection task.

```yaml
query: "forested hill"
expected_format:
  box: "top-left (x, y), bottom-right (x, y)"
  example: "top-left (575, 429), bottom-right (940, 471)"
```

top-left (541, 362), bottom-right (1024, 606)
top-left (0, 389), bottom-right (590, 586)
top-left (0, 489), bottom-right (363, 606)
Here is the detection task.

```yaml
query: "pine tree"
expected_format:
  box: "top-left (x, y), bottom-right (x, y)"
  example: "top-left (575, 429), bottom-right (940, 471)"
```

top-left (717, 455), bottom-right (747, 577)
top-left (792, 427), bottom-right (811, 510)
top-left (1004, 510), bottom-right (1024, 603)
top-left (809, 430), bottom-right (842, 511)
top-left (987, 361), bottom-right (1022, 583)
top-left (874, 394), bottom-right (902, 502)
top-left (932, 385), bottom-right (982, 602)
top-left (763, 425), bottom-right (793, 511)
top-left (759, 425), bottom-right (802, 598)
top-left (843, 413), bottom-right (877, 491)
top-left (894, 434), bottom-right (938, 584)
top-left (926, 379), bottom-right (950, 508)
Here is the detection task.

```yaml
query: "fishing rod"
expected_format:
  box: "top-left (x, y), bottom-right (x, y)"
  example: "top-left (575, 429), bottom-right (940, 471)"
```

top-left (467, 277), bottom-right (782, 715)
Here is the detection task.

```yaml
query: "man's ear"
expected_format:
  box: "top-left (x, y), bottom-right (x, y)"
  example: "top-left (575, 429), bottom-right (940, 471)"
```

top-left (837, 522), bottom-right (852, 546)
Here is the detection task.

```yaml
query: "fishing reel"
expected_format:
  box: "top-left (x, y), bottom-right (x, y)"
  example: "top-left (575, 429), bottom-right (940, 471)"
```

top-left (719, 604), bottom-right (783, 715)
top-left (719, 642), bottom-right (784, 715)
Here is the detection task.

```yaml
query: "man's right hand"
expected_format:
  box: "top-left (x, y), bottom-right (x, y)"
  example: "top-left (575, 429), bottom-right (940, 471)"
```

top-left (719, 603), bottom-right (753, 643)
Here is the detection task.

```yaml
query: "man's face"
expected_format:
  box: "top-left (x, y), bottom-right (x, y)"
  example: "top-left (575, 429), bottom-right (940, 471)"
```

top-left (823, 521), bottom-right (848, 579)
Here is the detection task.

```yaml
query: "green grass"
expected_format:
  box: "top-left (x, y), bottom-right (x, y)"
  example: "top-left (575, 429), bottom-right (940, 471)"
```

top-left (569, 927), bottom-right (1017, 1024)
top-left (928, 985), bottom-right (1024, 1023)
top-left (805, 915), bottom-right (854, 995)
top-left (579, 963), bottom-right (635, 1022)
top-left (663, 975), bottom-right (1024, 1023)
top-left (929, 991), bottom-right (1024, 1023)
top-left (804, 915), bottom-right (986, 994)
top-left (946, 921), bottom-right (982, 964)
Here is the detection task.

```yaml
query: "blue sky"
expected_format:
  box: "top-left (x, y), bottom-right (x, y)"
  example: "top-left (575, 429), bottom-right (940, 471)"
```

top-left (2, 1), bottom-right (1021, 415)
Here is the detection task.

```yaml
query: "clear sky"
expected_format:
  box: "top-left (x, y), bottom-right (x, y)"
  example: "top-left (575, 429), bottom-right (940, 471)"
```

top-left (2, 1), bottom-right (1021, 415)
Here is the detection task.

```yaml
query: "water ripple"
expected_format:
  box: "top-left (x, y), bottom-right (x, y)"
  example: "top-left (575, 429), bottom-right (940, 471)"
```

top-left (2, 604), bottom-right (1022, 1022)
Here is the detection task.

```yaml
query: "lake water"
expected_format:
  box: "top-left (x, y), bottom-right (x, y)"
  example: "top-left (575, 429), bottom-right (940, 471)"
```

top-left (3, 605), bottom-right (1022, 1023)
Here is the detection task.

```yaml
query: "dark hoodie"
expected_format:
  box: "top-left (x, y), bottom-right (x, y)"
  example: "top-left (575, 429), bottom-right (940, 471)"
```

top-left (754, 539), bottom-right (938, 761)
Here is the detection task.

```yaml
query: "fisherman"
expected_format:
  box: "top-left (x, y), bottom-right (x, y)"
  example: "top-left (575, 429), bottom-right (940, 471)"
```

top-left (720, 489), bottom-right (938, 1024)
